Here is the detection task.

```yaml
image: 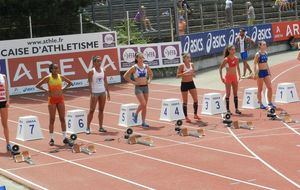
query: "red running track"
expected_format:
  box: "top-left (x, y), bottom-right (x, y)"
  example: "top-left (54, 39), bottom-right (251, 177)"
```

top-left (0, 59), bottom-right (300, 190)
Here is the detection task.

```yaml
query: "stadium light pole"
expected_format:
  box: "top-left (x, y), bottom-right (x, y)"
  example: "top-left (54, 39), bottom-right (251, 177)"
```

top-left (80, 13), bottom-right (83, 34)
top-left (127, 11), bottom-right (131, 45)
top-left (29, 16), bottom-right (33, 38)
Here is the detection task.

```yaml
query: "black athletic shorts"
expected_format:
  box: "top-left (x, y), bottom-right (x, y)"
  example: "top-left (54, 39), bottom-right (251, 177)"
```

top-left (180, 81), bottom-right (196, 92)
top-left (0, 101), bottom-right (7, 108)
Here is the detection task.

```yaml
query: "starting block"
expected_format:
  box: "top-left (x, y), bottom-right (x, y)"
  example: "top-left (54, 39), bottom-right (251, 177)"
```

top-left (124, 128), bottom-right (153, 146)
top-left (66, 109), bottom-right (87, 134)
top-left (275, 83), bottom-right (299, 103)
top-left (16, 116), bottom-right (43, 141)
top-left (178, 127), bottom-right (205, 138)
top-left (233, 121), bottom-right (254, 130)
top-left (9, 145), bottom-right (34, 165)
top-left (119, 104), bottom-right (142, 127)
top-left (73, 144), bottom-right (96, 155)
top-left (278, 111), bottom-right (298, 123)
top-left (201, 93), bottom-right (224, 115)
top-left (160, 99), bottom-right (185, 122)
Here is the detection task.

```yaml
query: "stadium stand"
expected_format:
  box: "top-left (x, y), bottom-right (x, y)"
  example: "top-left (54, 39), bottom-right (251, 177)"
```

top-left (85, 0), bottom-right (300, 40)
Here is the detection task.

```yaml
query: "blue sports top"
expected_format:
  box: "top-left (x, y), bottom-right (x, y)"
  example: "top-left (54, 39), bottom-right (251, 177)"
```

top-left (258, 52), bottom-right (268, 63)
top-left (133, 64), bottom-right (148, 78)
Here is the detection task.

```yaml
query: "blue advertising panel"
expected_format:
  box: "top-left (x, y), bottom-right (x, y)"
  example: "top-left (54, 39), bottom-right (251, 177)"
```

top-left (0, 59), bottom-right (7, 75)
top-left (181, 24), bottom-right (273, 58)
top-left (247, 24), bottom-right (273, 43)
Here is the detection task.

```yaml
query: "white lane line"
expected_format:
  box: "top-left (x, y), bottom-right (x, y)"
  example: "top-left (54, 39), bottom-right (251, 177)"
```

top-left (13, 101), bottom-right (254, 159)
top-left (282, 122), bottom-right (300, 136)
top-left (5, 117), bottom-right (273, 190)
top-left (228, 128), bottom-right (300, 189)
top-left (268, 63), bottom-right (300, 141)
top-left (0, 137), bottom-right (155, 190)
top-left (0, 167), bottom-right (48, 190)
top-left (231, 179), bottom-right (256, 185)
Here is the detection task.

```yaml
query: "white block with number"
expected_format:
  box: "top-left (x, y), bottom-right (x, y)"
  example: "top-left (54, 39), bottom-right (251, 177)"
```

top-left (119, 103), bottom-right (142, 127)
top-left (16, 116), bottom-right (43, 141)
top-left (66, 109), bottom-right (87, 134)
top-left (242, 88), bottom-right (260, 109)
top-left (275, 83), bottom-right (299, 103)
top-left (201, 93), bottom-right (224, 115)
top-left (160, 99), bottom-right (185, 121)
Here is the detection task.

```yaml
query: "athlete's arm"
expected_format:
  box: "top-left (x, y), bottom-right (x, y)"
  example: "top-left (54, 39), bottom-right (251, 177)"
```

top-left (253, 53), bottom-right (259, 79)
top-left (147, 65), bottom-right (153, 84)
top-left (123, 66), bottom-right (137, 85)
top-left (4, 75), bottom-right (9, 107)
top-left (87, 70), bottom-right (93, 94)
top-left (219, 58), bottom-right (227, 83)
top-left (236, 57), bottom-right (241, 80)
top-left (104, 72), bottom-right (110, 101)
top-left (35, 76), bottom-right (50, 92)
top-left (176, 64), bottom-right (187, 78)
top-left (61, 76), bottom-right (73, 90)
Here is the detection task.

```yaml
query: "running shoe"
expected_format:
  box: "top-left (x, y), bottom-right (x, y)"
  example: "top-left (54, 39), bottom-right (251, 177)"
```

top-left (63, 138), bottom-right (70, 145)
top-left (141, 122), bottom-right (150, 128)
top-left (227, 110), bottom-right (233, 115)
top-left (99, 127), bottom-right (107, 133)
top-left (85, 128), bottom-right (91, 135)
top-left (260, 104), bottom-right (267, 109)
top-left (268, 103), bottom-right (276, 109)
top-left (132, 113), bottom-right (138, 123)
top-left (6, 144), bottom-right (12, 152)
top-left (49, 139), bottom-right (54, 146)
top-left (235, 109), bottom-right (242, 115)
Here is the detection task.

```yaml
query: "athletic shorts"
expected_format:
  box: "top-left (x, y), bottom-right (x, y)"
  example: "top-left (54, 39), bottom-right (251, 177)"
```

top-left (0, 101), bottom-right (7, 108)
top-left (240, 51), bottom-right (248, 61)
top-left (135, 85), bottom-right (149, 95)
top-left (92, 92), bottom-right (106, 97)
top-left (48, 96), bottom-right (64, 105)
top-left (225, 73), bottom-right (238, 84)
top-left (181, 81), bottom-right (196, 92)
top-left (258, 69), bottom-right (269, 78)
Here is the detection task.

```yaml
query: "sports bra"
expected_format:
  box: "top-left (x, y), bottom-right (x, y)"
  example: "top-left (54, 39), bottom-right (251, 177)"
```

top-left (133, 64), bottom-right (148, 78)
top-left (258, 52), bottom-right (268, 63)
top-left (226, 56), bottom-right (238, 68)
top-left (183, 63), bottom-right (193, 72)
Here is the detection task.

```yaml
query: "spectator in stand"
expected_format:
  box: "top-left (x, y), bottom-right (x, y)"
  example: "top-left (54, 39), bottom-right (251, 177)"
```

top-left (177, 0), bottom-right (193, 15)
top-left (274, 0), bottom-right (287, 11)
top-left (225, 0), bottom-right (233, 27)
top-left (288, 36), bottom-right (298, 51)
top-left (178, 16), bottom-right (186, 36)
top-left (246, 2), bottom-right (255, 26)
top-left (287, 0), bottom-right (296, 10)
top-left (96, 0), bottom-right (106, 6)
top-left (134, 5), bottom-right (156, 32)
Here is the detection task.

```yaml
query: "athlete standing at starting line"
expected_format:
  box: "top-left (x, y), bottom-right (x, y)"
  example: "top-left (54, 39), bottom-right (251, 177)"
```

top-left (0, 73), bottom-right (10, 151)
top-left (86, 56), bottom-right (110, 134)
top-left (219, 45), bottom-right (242, 115)
top-left (123, 52), bottom-right (153, 128)
top-left (36, 63), bottom-right (73, 146)
top-left (253, 41), bottom-right (275, 109)
top-left (176, 53), bottom-right (201, 122)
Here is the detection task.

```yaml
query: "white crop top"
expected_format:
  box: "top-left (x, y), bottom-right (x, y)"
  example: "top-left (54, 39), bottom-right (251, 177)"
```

top-left (91, 68), bottom-right (105, 93)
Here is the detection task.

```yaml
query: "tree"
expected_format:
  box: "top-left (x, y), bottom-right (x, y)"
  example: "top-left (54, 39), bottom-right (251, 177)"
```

top-left (0, 0), bottom-right (91, 40)
top-left (116, 18), bottom-right (150, 45)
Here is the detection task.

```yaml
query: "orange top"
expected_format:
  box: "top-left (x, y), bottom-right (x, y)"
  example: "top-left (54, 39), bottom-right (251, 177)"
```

top-left (48, 74), bottom-right (64, 104)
